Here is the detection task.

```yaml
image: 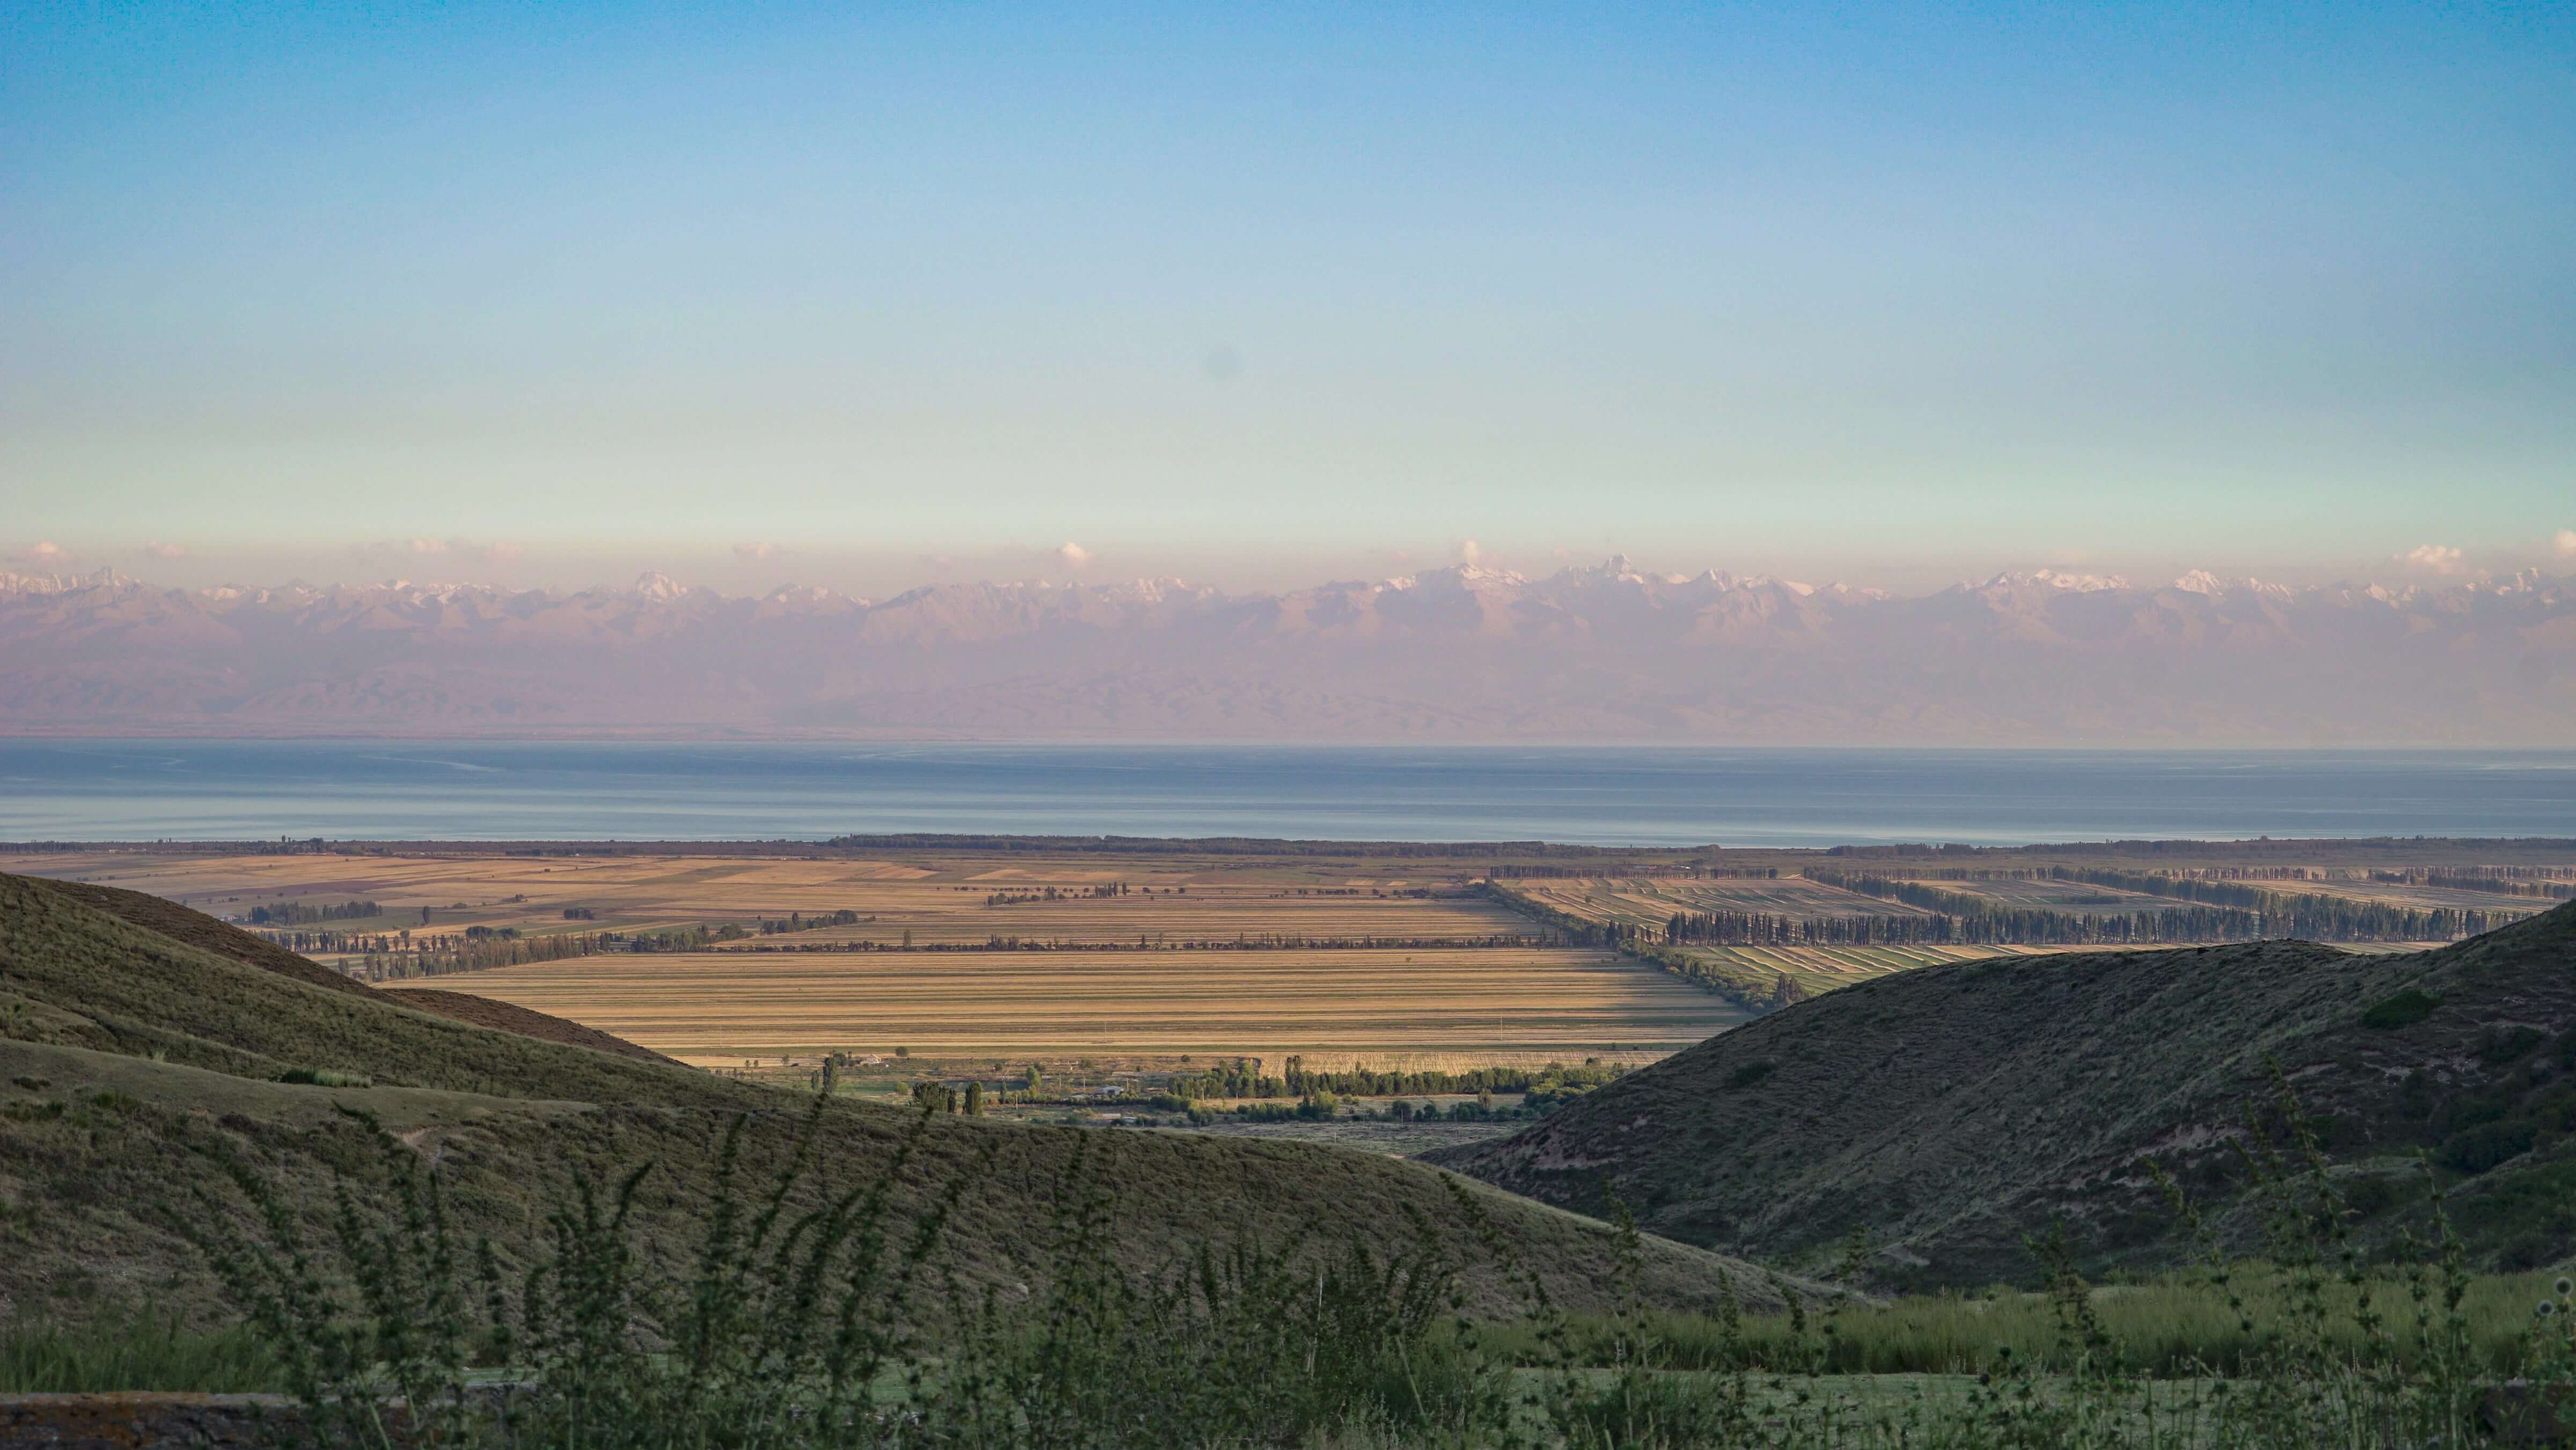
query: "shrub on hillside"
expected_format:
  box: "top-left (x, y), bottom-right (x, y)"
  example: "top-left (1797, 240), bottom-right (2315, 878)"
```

top-left (2361, 989), bottom-right (2443, 1030)
top-left (2440, 1118), bottom-right (2537, 1175)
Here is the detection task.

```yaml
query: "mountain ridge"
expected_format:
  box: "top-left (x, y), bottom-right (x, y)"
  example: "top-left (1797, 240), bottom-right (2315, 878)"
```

top-left (2, 561), bottom-right (2570, 744)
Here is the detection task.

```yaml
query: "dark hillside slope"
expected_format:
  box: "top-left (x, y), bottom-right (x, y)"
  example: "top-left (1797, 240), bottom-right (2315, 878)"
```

top-left (1427, 904), bottom-right (2576, 1285)
top-left (0, 872), bottom-right (1795, 1324)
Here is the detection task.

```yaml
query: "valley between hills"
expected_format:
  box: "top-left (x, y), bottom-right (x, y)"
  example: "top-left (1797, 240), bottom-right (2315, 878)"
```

top-left (5, 835), bottom-right (2574, 1447)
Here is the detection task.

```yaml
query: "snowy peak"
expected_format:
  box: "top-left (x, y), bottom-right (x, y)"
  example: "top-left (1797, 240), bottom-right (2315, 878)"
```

top-left (632, 571), bottom-right (691, 602)
top-left (1982, 569), bottom-right (2130, 593)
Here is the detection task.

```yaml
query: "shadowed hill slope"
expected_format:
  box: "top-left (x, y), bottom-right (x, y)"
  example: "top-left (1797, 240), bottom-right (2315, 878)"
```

top-left (38, 876), bottom-right (676, 1063)
top-left (0, 872), bottom-right (1796, 1325)
top-left (1426, 904), bottom-right (2576, 1287)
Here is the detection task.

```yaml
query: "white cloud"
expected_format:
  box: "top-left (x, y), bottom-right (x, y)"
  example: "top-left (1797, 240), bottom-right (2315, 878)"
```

top-left (482, 541), bottom-right (524, 564)
top-left (406, 538), bottom-right (449, 556)
top-left (142, 542), bottom-right (188, 560)
top-left (1055, 542), bottom-right (1091, 567)
top-left (2398, 543), bottom-right (2464, 574)
top-left (2555, 529), bottom-right (2576, 560)
top-left (19, 541), bottom-right (71, 566)
top-left (733, 542), bottom-right (784, 562)
top-left (1458, 540), bottom-right (1482, 565)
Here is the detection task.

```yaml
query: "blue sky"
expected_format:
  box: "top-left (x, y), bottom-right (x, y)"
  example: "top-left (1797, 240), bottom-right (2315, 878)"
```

top-left (3, 2), bottom-right (2571, 591)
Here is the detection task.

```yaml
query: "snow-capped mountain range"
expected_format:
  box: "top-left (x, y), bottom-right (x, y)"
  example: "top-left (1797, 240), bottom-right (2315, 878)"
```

top-left (2, 561), bottom-right (2568, 744)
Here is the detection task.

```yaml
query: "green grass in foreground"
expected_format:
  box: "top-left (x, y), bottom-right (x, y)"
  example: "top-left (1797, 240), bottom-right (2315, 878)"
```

top-left (0, 1310), bottom-right (282, 1394)
top-left (10, 1061), bottom-right (2565, 1442)
top-left (1511, 1267), bottom-right (2574, 1379)
top-left (21, 1074), bottom-right (2576, 1446)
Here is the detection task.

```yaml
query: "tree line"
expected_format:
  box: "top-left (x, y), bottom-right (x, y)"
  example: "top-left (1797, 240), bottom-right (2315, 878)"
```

top-left (243, 898), bottom-right (382, 926)
top-left (1165, 1054), bottom-right (1624, 1103)
top-left (717, 932), bottom-right (1550, 953)
top-left (260, 922), bottom-right (743, 982)
top-left (986, 884), bottom-right (1129, 905)
top-left (2370, 867), bottom-right (2576, 900)
top-left (2038, 867), bottom-right (2529, 941)
top-left (1662, 903), bottom-right (2260, 947)
top-left (1803, 868), bottom-right (2524, 944)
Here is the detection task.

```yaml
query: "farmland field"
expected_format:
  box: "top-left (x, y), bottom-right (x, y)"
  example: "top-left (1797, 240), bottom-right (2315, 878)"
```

top-left (438, 945), bottom-right (1747, 1067)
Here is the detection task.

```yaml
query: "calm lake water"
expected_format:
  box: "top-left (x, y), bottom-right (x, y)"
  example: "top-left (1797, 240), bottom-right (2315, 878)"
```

top-left (1, 741), bottom-right (2570, 847)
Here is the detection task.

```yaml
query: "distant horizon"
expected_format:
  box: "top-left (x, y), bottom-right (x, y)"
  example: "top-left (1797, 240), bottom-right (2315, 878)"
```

top-left (6, 551), bottom-right (2572, 603)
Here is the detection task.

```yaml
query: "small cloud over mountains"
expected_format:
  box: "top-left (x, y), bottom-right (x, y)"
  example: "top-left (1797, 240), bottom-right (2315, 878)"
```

top-left (2398, 543), bottom-right (2465, 574)
top-left (482, 541), bottom-right (524, 564)
top-left (142, 542), bottom-right (188, 560)
top-left (1056, 542), bottom-right (1091, 567)
top-left (18, 542), bottom-right (72, 566)
top-left (406, 538), bottom-right (449, 556)
top-left (2556, 529), bottom-right (2576, 560)
top-left (733, 542), bottom-right (784, 562)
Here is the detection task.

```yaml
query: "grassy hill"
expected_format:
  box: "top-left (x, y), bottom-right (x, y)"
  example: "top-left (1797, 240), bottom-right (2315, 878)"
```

top-left (0, 871), bottom-right (1792, 1328)
top-left (1427, 902), bottom-right (2576, 1288)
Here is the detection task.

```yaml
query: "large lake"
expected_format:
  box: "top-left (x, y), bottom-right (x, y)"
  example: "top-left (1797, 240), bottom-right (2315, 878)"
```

top-left (2, 741), bottom-right (2570, 847)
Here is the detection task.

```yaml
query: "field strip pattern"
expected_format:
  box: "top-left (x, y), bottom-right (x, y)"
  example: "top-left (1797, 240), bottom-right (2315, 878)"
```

top-left (448, 946), bottom-right (1751, 1064)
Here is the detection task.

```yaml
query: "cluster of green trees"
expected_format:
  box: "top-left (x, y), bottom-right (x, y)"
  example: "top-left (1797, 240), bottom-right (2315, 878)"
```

top-left (907, 1079), bottom-right (986, 1114)
top-left (750, 908), bottom-right (870, 934)
top-left (242, 898), bottom-right (382, 926)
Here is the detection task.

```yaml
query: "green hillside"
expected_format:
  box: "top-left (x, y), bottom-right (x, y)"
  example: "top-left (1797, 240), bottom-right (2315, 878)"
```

top-left (0, 872), bottom-right (1790, 1325)
top-left (1428, 902), bottom-right (2576, 1287)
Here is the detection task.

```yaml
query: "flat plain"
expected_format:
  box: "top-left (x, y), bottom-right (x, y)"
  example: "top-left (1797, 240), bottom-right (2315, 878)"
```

top-left (12, 841), bottom-right (2566, 1069)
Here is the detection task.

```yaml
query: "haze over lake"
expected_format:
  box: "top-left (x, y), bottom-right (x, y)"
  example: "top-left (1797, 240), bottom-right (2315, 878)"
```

top-left (2, 741), bottom-right (2570, 847)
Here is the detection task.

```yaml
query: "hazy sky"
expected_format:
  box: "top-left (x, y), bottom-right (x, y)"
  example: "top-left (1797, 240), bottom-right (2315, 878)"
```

top-left (4, 2), bottom-right (2571, 592)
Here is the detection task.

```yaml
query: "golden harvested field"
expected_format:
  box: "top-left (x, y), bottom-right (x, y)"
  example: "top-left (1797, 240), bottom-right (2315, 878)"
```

top-left (444, 945), bottom-right (1751, 1067)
